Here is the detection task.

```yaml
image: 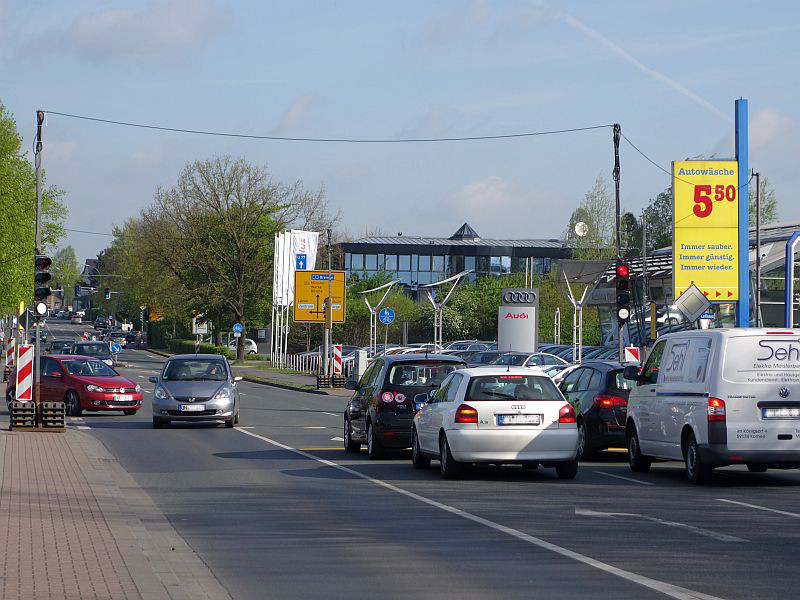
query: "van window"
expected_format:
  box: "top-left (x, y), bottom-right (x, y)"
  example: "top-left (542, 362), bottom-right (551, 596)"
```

top-left (662, 340), bottom-right (691, 383)
top-left (687, 338), bottom-right (712, 383)
top-left (641, 341), bottom-right (666, 384)
top-left (723, 335), bottom-right (800, 384)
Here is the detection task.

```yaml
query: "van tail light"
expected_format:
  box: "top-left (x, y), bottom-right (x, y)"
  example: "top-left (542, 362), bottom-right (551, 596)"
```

top-left (707, 397), bottom-right (726, 422)
top-left (593, 394), bottom-right (627, 408)
top-left (455, 404), bottom-right (478, 424)
top-left (559, 404), bottom-right (577, 423)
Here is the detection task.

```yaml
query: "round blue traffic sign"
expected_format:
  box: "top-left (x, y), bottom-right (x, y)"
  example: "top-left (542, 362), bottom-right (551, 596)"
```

top-left (233, 323), bottom-right (243, 333)
top-left (111, 343), bottom-right (122, 354)
top-left (378, 307), bottom-right (395, 325)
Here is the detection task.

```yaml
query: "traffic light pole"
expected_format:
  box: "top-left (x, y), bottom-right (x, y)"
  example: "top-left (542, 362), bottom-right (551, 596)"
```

top-left (34, 111), bottom-right (44, 417)
top-left (612, 124), bottom-right (625, 363)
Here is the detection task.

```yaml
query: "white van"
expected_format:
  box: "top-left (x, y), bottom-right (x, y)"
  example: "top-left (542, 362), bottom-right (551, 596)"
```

top-left (624, 328), bottom-right (800, 483)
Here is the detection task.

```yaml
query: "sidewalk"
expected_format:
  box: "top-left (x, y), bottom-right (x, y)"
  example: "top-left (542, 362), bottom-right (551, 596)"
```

top-left (0, 423), bottom-right (231, 600)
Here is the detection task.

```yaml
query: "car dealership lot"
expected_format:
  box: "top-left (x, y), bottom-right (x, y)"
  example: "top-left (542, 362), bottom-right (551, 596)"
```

top-left (6, 320), bottom-right (800, 599)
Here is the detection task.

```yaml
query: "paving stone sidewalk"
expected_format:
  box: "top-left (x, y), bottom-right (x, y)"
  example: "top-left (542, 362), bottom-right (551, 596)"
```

top-left (0, 424), bottom-right (231, 600)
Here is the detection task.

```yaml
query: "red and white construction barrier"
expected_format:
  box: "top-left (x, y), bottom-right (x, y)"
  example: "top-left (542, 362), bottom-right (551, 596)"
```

top-left (332, 344), bottom-right (343, 375)
top-left (5, 337), bottom-right (15, 367)
top-left (15, 344), bottom-right (33, 402)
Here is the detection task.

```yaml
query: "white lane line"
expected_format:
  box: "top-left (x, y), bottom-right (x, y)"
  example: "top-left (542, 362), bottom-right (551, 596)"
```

top-left (322, 412), bottom-right (338, 417)
top-left (330, 436), bottom-right (344, 442)
top-left (238, 426), bottom-right (255, 429)
top-left (575, 508), bottom-right (746, 543)
top-left (235, 428), bottom-right (723, 600)
top-left (303, 426), bottom-right (326, 429)
top-left (77, 426), bottom-right (91, 430)
top-left (593, 471), bottom-right (654, 486)
top-left (717, 498), bottom-right (800, 519)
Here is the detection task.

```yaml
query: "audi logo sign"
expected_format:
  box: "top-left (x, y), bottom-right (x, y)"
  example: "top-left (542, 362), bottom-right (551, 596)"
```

top-left (498, 288), bottom-right (539, 353)
top-left (501, 289), bottom-right (538, 305)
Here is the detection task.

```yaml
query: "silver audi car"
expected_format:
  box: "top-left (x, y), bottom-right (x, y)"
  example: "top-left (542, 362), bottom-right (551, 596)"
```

top-left (149, 354), bottom-right (242, 429)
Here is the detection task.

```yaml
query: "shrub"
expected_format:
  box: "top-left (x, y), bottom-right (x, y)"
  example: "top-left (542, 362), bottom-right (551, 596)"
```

top-left (167, 338), bottom-right (233, 359)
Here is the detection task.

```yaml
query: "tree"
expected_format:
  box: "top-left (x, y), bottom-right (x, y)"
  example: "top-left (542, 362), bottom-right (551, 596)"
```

top-left (50, 246), bottom-right (82, 304)
top-left (749, 176), bottom-right (778, 225)
top-left (563, 175), bottom-right (615, 259)
top-left (620, 212), bottom-right (643, 257)
top-left (643, 187), bottom-right (672, 253)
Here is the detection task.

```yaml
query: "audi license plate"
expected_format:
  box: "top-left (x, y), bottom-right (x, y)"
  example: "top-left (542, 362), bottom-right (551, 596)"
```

top-left (179, 404), bottom-right (205, 412)
top-left (498, 414), bottom-right (542, 425)
top-left (113, 394), bottom-right (133, 402)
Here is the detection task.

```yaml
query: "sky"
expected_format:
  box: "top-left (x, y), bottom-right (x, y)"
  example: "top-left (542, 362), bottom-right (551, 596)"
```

top-left (2, 0), bottom-right (799, 262)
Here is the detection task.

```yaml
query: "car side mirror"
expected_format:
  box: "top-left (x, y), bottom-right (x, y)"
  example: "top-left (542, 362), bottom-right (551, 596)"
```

top-left (148, 376), bottom-right (158, 384)
top-left (622, 365), bottom-right (640, 381)
top-left (344, 380), bottom-right (359, 390)
top-left (50, 371), bottom-right (62, 378)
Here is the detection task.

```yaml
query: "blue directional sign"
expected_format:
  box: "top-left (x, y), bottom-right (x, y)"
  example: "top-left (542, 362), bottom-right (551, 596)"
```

top-left (233, 323), bottom-right (244, 333)
top-left (296, 253), bottom-right (307, 270)
top-left (111, 343), bottom-right (122, 354)
top-left (378, 307), bottom-right (395, 325)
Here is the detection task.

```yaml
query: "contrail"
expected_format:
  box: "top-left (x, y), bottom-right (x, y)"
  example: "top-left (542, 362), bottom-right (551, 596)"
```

top-left (535, 1), bottom-right (731, 123)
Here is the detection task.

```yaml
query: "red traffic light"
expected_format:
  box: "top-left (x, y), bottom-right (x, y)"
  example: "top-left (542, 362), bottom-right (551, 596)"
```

top-left (616, 263), bottom-right (629, 278)
top-left (34, 255), bottom-right (52, 271)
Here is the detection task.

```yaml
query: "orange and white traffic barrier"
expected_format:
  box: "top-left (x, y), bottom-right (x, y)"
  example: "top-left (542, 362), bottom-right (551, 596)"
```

top-left (333, 344), bottom-right (343, 375)
top-left (15, 344), bottom-right (33, 402)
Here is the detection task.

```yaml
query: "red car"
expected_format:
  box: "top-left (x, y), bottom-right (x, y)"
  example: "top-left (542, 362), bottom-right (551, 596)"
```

top-left (5, 355), bottom-right (142, 417)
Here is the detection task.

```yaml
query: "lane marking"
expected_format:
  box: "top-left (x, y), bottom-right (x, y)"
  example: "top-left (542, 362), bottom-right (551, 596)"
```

top-left (77, 426), bottom-right (91, 430)
top-left (717, 498), bottom-right (800, 519)
top-left (235, 428), bottom-right (723, 600)
top-left (330, 436), bottom-right (344, 442)
top-left (300, 447), bottom-right (344, 451)
top-left (575, 508), bottom-right (746, 543)
top-left (238, 426), bottom-right (255, 429)
top-left (593, 471), bottom-right (654, 486)
top-left (303, 426), bottom-right (326, 429)
top-left (322, 412), bottom-right (339, 417)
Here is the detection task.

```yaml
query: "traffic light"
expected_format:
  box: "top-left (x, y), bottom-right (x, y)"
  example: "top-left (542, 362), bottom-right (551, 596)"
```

top-left (615, 262), bottom-right (631, 323)
top-left (34, 255), bottom-right (52, 301)
top-left (104, 287), bottom-right (111, 300)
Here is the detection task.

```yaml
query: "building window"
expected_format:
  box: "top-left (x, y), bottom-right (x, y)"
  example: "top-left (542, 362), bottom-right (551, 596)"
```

top-left (533, 257), bottom-right (545, 275)
top-left (398, 255), bottom-right (411, 271)
top-left (476, 256), bottom-right (489, 274)
top-left (490, 256), bottom-right (502, 276)
top-left (345, 253), bottom-right (351, 271)
top-left (351, 254), bottom-right (364, 270)
top-left (399, 271), bottom-right (412, 285)
top-left (365, 254), bottom-right (378, 270)
top-left (432, 255), bottom-right (445, 273)
top-left (418, 272), bottom-right (432, 285)
top-left (465, 256), bottom-right (476, 273)
top-left (511, 257), bottom-right (526, 273)
top-left (385, 254), bottom-right (397, 270)
top-left (418, 255), bottom-right (431, 272)
top-left (543, 257), bottom-right (552, 274)
top-left (448, 255), bottom-right (464, 275)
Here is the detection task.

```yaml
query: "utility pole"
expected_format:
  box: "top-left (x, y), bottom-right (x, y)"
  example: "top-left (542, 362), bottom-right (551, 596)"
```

top-left (34, 110), bottom-right (44, 415)
top-left (755, 171), bottom-right (762, 327)
top-left (612, 123), bottom-right (624, 361)
top-left (323, 229), bottom-right (332, 379)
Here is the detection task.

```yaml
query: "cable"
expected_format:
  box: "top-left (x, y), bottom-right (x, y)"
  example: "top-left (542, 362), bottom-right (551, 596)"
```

top-left (0, 250), bottom-right (34, 265)
top-left (44, 110), bottom-right (613, 143)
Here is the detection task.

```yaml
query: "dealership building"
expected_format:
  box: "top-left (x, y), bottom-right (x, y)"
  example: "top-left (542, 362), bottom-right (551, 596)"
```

top-left (340, 223), bottom-right (572, 286)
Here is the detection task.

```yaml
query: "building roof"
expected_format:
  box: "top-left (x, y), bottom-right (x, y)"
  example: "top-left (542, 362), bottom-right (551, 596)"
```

top-left (449, 222), bottom-right (480, 241)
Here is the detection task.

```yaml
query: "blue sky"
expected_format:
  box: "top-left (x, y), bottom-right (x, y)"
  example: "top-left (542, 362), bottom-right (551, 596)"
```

top-left (2, 0), bottom-right (798, 261)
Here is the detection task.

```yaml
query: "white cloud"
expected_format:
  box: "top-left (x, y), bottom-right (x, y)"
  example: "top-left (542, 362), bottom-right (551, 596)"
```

top-left (23, 0), bottom-right (227, 63)
top-left (749, 107), bottom-right (796, 150)
top-left (424, 0), bottom-right (490, 44)
top-left (270, 94), bottom-right (324, 135)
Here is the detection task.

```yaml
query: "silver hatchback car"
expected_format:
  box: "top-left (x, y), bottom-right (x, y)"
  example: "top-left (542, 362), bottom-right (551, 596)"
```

top-left (149, 354), bottom-right (242, 429)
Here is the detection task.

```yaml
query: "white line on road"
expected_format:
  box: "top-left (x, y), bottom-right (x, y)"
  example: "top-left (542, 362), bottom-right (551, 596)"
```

top-left (235, 427), bottom-right (723, 600)
top-left (593, 471), bottom-right (654, 486)
top-left (575, 508), bottom-right (746, 543)
top-left (330, 436), bottom-right (344, 442)
top-left (76, 426), bottom-right (90, 430)
top-left (717, 498), bottom-right (800, 518)
top-left (303, 426), bottom-right (326, 429)
top-left (322, 412), bottom-right (338, 417)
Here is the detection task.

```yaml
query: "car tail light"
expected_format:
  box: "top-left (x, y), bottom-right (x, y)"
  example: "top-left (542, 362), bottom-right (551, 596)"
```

top-left (707, 397), bottom-right (726, 422)
top-left (381, 391), bottom-right (394, 403)
top-left (455, 404), bottom-right (478, 424)
top-left (593, 394), bottom-right (627, 408)
top-left (559, 404), bottom-right (577, 423)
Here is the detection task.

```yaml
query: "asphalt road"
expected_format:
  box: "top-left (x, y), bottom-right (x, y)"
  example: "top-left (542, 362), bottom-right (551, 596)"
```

top-left (13, 321), bottom-right (800, 599)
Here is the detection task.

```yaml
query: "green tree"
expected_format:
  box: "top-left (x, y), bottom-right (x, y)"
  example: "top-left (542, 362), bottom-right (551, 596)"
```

top-left (643, 187), bottom-right (672, 252)
top-left (50, 246), bottom-right (82, 304)
top-left (620, 212), bottom-right (643, 257)
top-left (563, 175), bottom-right (615, 259)
top-left (749, 176), bottom-right (778, 225)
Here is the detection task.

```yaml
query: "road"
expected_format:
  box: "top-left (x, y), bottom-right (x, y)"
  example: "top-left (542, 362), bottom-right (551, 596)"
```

top-left (13, 320), bottom-right (800, 599)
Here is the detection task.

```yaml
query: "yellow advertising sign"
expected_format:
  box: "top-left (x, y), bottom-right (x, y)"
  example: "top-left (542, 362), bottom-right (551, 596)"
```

top-left (673, 160), bottom-right (739, 301)
top-left (293, 271), bottom-right (347, 323)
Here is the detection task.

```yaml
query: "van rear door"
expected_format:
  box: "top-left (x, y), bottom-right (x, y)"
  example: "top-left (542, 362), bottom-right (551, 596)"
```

top-left (721, 332), bottom-right (800, 452)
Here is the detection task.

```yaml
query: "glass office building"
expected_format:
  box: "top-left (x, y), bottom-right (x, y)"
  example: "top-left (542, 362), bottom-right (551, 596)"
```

top-left (341, 223), bottom-right (571, 286)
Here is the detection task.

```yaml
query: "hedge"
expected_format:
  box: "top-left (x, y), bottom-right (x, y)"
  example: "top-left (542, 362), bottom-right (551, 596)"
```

top-left (167, 339), bottom-right (233, 359)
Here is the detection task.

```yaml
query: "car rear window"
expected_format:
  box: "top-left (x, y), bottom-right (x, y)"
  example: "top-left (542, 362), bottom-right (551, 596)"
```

top-left (723, 335), bottom-right (800, 384)
top-left (610, 370), bottom-right (633, 391)
top-left (73, 343), bottom-right (110, 356)
top-left (465, 375), bottom-right (563, 401)
top-left (387, 361), bottom-right (460, 387)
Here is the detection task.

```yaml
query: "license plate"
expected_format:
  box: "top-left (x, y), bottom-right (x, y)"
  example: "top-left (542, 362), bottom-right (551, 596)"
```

top-left (179, 404), bottom-right (205, 412)
top-left (498, 414), bottom-right (542, 425)
top-left (762, 407), bottom-right (800, 419)
top-left (113, 394), bottom-right (133, 402)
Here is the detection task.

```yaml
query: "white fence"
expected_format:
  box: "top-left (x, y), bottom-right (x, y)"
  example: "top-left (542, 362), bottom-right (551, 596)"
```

top-left (280, 353), bottom-right (355, 378)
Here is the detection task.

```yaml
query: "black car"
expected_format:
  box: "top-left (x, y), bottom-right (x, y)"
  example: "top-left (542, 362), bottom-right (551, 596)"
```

top-left (558, 360), bottom-right (632, 460)
top-left (70, 341), bottom-right (113, 365)
top-left (343, 354), bottom-right (465, 458)
top-left (465, 350), bottom-right (506, 367)
top-left (48, 339), bottom-right (73, 354)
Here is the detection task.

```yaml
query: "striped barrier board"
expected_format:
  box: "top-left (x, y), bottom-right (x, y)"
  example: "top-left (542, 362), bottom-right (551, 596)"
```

top-left (332, 344), bottom-right (343, 375)
top-left (15, 344), bottom-right (33, 403)
top-left (5, 337), bottom-right (15, 367)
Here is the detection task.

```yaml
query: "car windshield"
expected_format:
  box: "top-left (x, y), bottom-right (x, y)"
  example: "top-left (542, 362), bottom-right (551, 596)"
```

top-left (465, 375), bottom-right (563, 401)
top-left (387, 361), bottom-right (460, 387)
top-left (73, 343), bottom-right (110, 357)
top-left (62, 359), bottom-right (117, 377)
top-left (163, 359), bottom-right (227, 381)
top-left (492, 353), bottom-right (528, 366)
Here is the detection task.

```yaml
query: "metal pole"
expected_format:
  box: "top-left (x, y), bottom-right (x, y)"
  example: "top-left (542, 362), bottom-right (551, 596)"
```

top-left (34, 111), bottom-right (44, 419)
top-left (324, 229), bottom-right (332, 378)
top-left (755, 171), bottom-right (762, 327)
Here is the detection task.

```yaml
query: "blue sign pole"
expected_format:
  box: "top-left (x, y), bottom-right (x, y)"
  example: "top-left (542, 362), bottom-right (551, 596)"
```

top-left (735, 98), bottom-right (749, 328)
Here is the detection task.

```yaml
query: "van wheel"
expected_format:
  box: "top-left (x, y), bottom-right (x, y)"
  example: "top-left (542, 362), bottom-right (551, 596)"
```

top-left (627, 426), bottom-right (651, 472)
top-left (439, 435), bottom-right (462, 479)
top-left (747, 464), bottom-right (768, 473)
top-left (684, 432), bottom-right (712, 484)
top-left (555, 458), bottom-right (579, 480)
top-left (411, 429), bottom-right (430, 469)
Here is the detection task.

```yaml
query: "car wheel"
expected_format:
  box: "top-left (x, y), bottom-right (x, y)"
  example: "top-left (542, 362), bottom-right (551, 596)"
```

top-left (747, 464), bottom-right (768, 473)
top-left (627, 425), bottom-right (651, 473)
top-left (577, 419), bottom-right (597, 461)
top-left (123, 410), bottom-right (137, 416)
top-left (367, 422), bottom-right (383, 459)
top-left (439, 434), bottom-right (462, 479)
top-left (411, 428), bottom-right (430, 469)
top-left (344, 418), bottom-right (361, 453)
top-left (225, 414), bottom-right (235, 428)
top-left (555, 458), bottom-right (579, 480)
top-left (66, 390), bottom-right (82, 417)
top-left (234, 403), bottom-right (240, 425)
top-left (684, 432), bottom-right (712, 484)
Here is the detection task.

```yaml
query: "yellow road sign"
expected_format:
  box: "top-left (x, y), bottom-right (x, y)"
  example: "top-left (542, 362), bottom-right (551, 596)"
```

top-left (672, 160), bottom-right (739, 301)
top-left (293, 271), bottom-right (347, 323)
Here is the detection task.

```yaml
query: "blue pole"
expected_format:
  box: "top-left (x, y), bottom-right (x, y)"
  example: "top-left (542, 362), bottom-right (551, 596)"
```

top-left (735, 99), bottom-right (749, 327)
top-left (785, 233), bottom-right (800, 327)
